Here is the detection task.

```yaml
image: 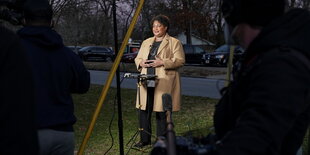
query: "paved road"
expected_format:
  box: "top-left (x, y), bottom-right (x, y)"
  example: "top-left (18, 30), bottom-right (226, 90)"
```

top-left (89, 70), bottom-right (226, 99)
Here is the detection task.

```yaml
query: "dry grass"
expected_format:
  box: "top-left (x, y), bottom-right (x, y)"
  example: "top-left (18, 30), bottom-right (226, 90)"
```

top-left (77, 62), bottom-right (310, 154)
top-left (73, 85), bottom-right (217, 155)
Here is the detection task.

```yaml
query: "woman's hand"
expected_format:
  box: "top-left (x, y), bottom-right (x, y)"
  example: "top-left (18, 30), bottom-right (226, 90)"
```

top-left (140, 59), bottom-right (152, 68)
top-left (149, 57), bottom-right (164, 68)
top-left (140, 57), bottom-right (164, 68)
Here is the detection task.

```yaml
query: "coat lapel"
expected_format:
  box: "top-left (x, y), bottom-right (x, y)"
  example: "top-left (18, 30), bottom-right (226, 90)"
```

top-left (157, 34), bottom-right (170, 56)
top-left (144, 37), bottom-right (155, 59)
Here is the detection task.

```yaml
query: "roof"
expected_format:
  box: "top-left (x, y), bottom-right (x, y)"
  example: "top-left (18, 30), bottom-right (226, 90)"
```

top-left (176, 32), bottom-right (215, 46)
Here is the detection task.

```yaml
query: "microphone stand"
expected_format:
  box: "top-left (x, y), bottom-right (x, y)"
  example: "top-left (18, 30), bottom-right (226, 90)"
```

top-left (166, 109), bottom-right (176, 155)
top-left (112, 0), bottom-right (124, 154)
top-left (163, 94), bottom-right (176, 155)
top-left (125, 74), bottom-right (157, 154)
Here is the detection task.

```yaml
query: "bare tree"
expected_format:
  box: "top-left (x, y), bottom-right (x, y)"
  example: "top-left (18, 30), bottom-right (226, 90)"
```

top-left (288, 0), bottom-right (310, 9)
top-left (53, 0), bottom-right (116, 46)
top-left (51, 0), bottom-right (226, 46)
top-left (151, 0), bottom-right (217, 44)
top-left (49, 0), bottom-right (71, 25)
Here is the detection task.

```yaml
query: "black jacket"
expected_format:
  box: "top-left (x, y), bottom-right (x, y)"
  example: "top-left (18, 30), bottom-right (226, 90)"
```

top-left (0, 26), bottom-right (38, 154)
top-left (18, 26), bottom-right (90, 131)
top-left (214, 9), bottom-right (310, 155)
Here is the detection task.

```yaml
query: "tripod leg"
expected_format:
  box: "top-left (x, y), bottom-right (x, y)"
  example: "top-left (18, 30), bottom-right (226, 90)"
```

top-left (139, 109), bottom-right (152, 143)
top-left (126, 78), bottom-right (157, 154)
top-left (126, 80), bottom-right (150, 153)
top-left (125, 130), bottom-right (140, 155)
top-left (141, 129), bottom-right (157, 139)
top-left (126, 130), bottom-right (139, 146)
top-left (138, 87), bottom-right (157, 143)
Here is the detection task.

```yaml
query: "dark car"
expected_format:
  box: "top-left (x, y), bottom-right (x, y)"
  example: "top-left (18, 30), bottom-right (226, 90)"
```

top-left (183, 44), bottom-right (206, 64)
top-left (202, 44), bottom-right (244, 66)
top-left (121, 42), bottom-right (140, 63)
top-left (121, 44), bottom-right (206, 64)
top-left (78, 46), bottom-right (114, 62)
top-left (122, 52), bottom-right (138, 63)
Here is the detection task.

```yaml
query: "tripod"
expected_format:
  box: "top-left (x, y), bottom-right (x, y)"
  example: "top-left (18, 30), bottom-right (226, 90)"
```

top-left (124, 73), bottom-right (158, 153)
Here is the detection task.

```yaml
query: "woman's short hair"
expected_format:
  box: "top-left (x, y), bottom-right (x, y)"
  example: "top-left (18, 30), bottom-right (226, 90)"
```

top-left (151, 15), bottom-right (170, 32)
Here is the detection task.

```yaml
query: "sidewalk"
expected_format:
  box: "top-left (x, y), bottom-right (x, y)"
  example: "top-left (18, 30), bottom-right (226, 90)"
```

top-left (205, 74), bottom-right (226, 80)
top-left (89, 70), bottom-right (226, 98)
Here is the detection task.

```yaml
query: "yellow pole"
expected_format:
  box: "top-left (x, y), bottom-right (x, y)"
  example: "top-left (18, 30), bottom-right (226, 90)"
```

top-left (225, 45), bottom-right (235, 86)
top-left (77, 0), bottom-right (145, 154)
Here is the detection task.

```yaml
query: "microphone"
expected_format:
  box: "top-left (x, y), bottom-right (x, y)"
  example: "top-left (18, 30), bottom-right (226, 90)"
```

top-left (162, 93), bottom-right (176, 155)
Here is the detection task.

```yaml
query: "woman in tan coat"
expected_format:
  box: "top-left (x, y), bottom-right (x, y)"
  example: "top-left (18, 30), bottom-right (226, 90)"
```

top-left (134, 15), bottom-right (185, 148)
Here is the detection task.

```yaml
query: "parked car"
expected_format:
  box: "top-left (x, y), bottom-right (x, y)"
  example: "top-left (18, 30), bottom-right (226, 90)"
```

top-left (67, 45), bottom-right (82, 54)
top-left (121, 42), bottom-right (140, 63)
top-left (121, 44), bottom-right (206, 64)
top-left (78, 46), bottom-right (114, 62)
top-left (183, 44), bottom-right (206, 64)
top-left (122, 52), bottom-right (138, 63)
top-left (201, 44), bottom-right (244, 66)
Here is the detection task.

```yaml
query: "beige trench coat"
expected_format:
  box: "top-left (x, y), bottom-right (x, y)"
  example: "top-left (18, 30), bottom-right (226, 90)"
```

top-left (134, 34), bottom-right (185, 112)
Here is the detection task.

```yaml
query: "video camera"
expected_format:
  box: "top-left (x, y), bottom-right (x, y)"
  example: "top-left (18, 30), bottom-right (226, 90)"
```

top-left (0, 0), bottom-right (25, 25)
top-left (151, 134), bottom-right (217, 155)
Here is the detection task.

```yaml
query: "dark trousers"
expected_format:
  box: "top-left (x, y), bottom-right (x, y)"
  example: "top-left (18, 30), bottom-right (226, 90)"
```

top-left (139, 87), bottom-right (166, 143)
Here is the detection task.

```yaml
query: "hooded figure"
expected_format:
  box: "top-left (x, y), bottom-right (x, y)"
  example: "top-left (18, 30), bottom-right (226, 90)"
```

top-left (214, 0), bottom-right (310, 154)
top-left (17, 0), bottom-right (90, 154)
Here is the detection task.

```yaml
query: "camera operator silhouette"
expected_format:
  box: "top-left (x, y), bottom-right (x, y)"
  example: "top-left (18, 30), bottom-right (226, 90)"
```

top-left (213, 0), bottom-right (310, 155)
top-left (17, 0), bottom-right (90, 154)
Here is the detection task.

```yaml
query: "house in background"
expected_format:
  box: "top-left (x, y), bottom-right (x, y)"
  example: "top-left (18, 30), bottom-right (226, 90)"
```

top-left (175, 32), bottom-right (215, 51)
top-left (174, 32), bottom-right (216, 64)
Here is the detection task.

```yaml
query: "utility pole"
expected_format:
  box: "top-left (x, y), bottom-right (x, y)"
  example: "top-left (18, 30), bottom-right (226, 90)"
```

top-left (184, 0), bottom-right (192, 45)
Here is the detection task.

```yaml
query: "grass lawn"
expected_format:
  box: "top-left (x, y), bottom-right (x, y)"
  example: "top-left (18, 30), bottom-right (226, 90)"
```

top-left (73, 85), bottom-right (310, 155)
top-left (73, 85), bottom-right (217, 155)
